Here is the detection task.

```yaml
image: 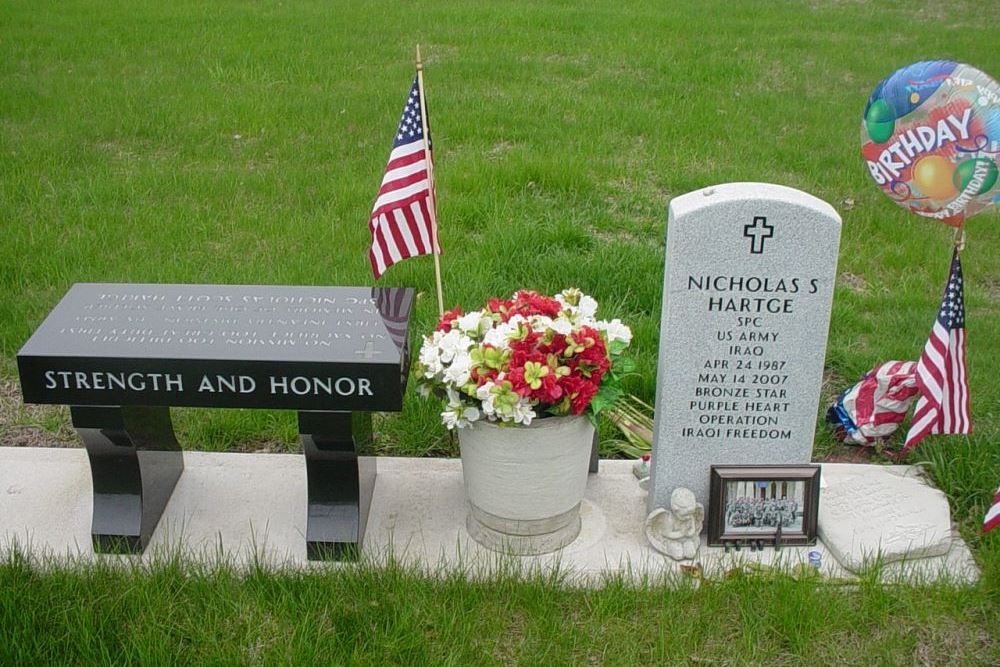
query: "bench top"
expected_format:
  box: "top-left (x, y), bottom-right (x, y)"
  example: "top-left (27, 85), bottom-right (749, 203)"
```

top-left (17, 284), bottom-right (414, 411)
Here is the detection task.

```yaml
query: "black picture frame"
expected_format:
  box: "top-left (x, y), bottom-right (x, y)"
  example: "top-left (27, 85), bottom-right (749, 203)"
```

top-left (708, 465), bottom-right (821, 548)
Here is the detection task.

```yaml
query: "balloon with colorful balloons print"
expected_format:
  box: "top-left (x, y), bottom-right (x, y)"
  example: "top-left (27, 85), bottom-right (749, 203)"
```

top-left (861, 60), bottom-right (999, 227)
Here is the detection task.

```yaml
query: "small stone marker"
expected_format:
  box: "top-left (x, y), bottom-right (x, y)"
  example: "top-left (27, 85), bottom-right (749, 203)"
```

top-left (818, 465), bottom-right (954, 571)
top-left (648, 183), bottom-right (841, 511)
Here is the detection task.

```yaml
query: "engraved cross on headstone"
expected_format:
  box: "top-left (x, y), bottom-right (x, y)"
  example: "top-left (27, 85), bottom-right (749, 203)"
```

top-left (744, 216), bottom-right (774, 254)
top-left (354, 341), bottom-right (381, 360)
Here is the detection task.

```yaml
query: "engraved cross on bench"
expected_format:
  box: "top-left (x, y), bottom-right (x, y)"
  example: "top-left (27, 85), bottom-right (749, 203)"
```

top-left (744, 216), bottom-right (774, 255)
top-left (355, 341), bottom-right (382, 360)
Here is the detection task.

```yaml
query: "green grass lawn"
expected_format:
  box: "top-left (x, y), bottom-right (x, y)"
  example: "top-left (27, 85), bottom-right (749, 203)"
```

top-left (2, 0), bottom-right (999, 661)
top-left (2, 549), bottom-right (998, 665)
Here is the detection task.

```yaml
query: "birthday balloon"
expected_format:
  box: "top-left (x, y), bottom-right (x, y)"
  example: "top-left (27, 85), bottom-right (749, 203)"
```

top-left (861, 60), bottom-right (1000, 227)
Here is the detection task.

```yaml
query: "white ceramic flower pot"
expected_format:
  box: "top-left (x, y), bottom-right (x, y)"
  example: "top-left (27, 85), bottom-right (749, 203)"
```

top-left (458, 415), bottom-right (595, 555)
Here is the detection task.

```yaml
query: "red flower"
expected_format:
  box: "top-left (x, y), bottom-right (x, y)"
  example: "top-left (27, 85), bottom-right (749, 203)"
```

top-left (505, 290), bottom-right (562, 319)
top-left (436, 306), bottom-right (463, 332)
top-left (470, 366), bottom-right (499, 385)
top-left (566, 328), bottom-right (610, 381)
top-left (509, 329), bottom-right (542, 353)
top-left (540, 333), bottom-right (568, 357)
top-left (562, 375), bottom-right (599, 415)
top-left (506, 367), bottom-right (532, 397)
top-left (531, 372), bottom-right (564, 403)
top-left (486, 298), bottom-right (515, 321)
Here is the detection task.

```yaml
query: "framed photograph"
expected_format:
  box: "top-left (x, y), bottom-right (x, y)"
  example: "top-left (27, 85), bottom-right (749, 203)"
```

top-left (708, 465), bottom-right (821, 548)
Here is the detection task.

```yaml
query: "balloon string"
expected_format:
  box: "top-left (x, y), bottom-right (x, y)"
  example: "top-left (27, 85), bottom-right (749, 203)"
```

top-left (953, 227), bottom-right (966, 251)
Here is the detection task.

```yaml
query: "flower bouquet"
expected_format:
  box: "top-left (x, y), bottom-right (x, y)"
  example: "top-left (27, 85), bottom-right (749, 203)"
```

top-left (416, 288), bottom-right (634, 554)
top-left (416, 288), bottom-right (634, 430)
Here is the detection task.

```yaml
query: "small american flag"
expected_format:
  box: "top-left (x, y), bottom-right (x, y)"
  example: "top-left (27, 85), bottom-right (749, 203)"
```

top-left (369, 77), bottom-right (439, 280)
top-left (985, 485), bottom-right (1000, 535)
top-left (831, 360), bottom-right (919, 445)
top-left (374, 286), bottom-right (415, 353)
top-left (904, 249), bottom-right (971, 451)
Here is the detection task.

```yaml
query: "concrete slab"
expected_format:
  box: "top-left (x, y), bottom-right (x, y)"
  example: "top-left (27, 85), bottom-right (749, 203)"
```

top-left (818, 463), bottom-right (956, 572)
top-left (0, 448), bottom-right (979, 585)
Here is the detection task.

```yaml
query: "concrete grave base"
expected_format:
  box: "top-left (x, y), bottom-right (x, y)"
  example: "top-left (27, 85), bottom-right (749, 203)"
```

top-left (0, 448), bottom-right (979, 585)
top-left (819, 463), bottom-right (958, 573)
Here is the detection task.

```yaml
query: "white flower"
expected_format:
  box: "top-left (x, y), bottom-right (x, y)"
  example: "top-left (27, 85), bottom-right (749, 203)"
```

top-left (529, 315), bottom-right (553, 332)
top-left (482, 327), bottom-right (508, 349)
top-left (441, 387), bottom-right (480, 429)
top-left (438, 329), bottom-right (473, 363)
top-left (441, 405), bottom-right (480, 429)
top-left (556, 289), bottom-right (598, 324)
top-left (476, 381), bottom-right (497, 417)
top-left (549, 316), bottom-right (573, 335)
top-left (596, 318), bottom-right (632, 346)
top-left (510, 398), bottom-right (536, 425)
top-left (418, 334), bottom-right (444, 377)
top-left (443, 350), bottom-right (472, 386)
top-left (417, 383), bottom-right (432, 398)
top-left (555, 289), bottom-right (576, 309)
top-left (455, 311), bottom-right (486, 336)
top-left (483, 316), bottom-right (524, 350)
top-left (576, 295), bottom-right (598, 319)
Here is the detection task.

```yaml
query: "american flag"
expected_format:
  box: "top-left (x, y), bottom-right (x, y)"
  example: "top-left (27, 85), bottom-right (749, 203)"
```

top-left (904, 249), bottom-right (971, 451)
top-left (369, 77), bottom-right (439, 280)
top-left (373, 286), bottom-right (415, 353)
top-left (985, 485), bottom-right (1000, 535)
top-left (832, 360), bottom-right (919, 445)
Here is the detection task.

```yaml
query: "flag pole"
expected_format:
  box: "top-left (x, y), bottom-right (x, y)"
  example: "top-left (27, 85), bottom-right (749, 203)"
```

top-left (416, 44), bottom-right (445, 317)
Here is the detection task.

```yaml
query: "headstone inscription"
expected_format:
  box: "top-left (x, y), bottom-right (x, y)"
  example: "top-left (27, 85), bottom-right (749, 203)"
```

top-left (17, 283), bottom-right (414, 559)
top-left (647, 183), bottom-right (841, 512)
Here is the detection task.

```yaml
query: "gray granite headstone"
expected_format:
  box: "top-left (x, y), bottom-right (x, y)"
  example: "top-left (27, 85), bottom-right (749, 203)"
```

top-left (648, 183), bottom-right (841, 512)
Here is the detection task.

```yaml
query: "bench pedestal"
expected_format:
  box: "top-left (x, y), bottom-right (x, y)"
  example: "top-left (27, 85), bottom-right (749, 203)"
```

top-left (71, 406), bottom-right (375, 560)
top-left (71, 405), bottom-right (184, 553)
top-left (299, 411), bottom-right (375, 560)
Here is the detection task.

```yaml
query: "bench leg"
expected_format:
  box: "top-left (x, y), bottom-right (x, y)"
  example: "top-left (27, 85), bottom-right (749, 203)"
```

top-left (70, 406), bottom-right (184, 554)
top-left (299, 411), bottom-right (375, 561)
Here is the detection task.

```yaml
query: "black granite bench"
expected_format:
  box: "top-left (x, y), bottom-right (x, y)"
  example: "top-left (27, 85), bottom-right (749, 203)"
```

top-left (17, 283), bottom-right (413, 560)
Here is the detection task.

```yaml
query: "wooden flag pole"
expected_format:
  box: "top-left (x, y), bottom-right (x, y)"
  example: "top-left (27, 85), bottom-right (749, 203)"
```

top-left (416, 44), bottom-right (445, 317)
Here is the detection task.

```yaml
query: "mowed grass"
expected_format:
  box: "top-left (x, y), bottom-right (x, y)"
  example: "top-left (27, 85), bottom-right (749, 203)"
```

top-left (1, 548), bottom-right (997, 666)
top-left (1, 1), bottom-right (999, 660)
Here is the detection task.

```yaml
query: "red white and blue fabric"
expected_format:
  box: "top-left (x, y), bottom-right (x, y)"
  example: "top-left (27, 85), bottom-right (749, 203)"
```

top-left (369, 77), bottom-right (439, 280)
top-left (904, 249), bottom-right (971, 452)
top-left (375, 287), bottom-right (414, 352)
top-left (831, 361), bottom-right (919, 445)
top-left (985, 485), bottom-right (1000, 535)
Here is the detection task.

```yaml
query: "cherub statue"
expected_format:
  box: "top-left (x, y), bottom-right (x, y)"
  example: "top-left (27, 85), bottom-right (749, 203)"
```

top-left (644, 487), bottom-right (704, 561)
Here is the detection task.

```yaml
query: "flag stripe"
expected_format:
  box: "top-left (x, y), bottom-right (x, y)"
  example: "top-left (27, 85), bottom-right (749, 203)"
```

top-left (411, 201), bottom-right (432, 253)
top-left (385, 144), bottom-right (426, 169)
top-left (417, 197), bottom-right (438, 251)
top-left (379, 163), bottom-right (428, 192)
top-left (386, 139), bottom-right (427, 164)
top-left (393, 208), bottom-right (420, 256)
top-left (372, 177), bottom-right (431, 216)
top-left (954, 330), bottom-right (970, 432)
